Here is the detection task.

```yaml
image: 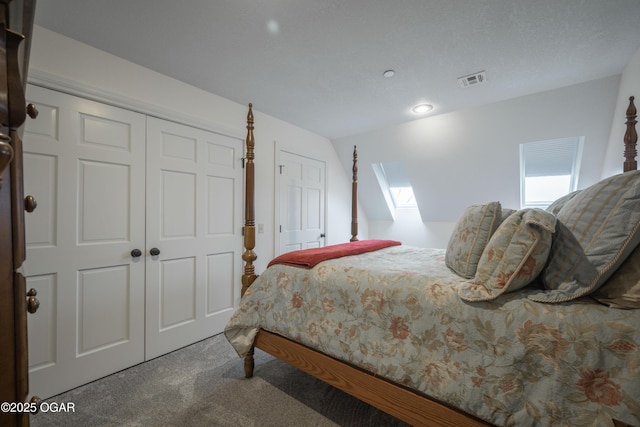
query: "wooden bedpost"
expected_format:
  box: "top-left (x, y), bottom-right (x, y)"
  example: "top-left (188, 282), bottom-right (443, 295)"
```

top-left (624, 96), bottom-right (637, 172)
top-left (242, 103), bottom-right (257, 378)
top-left (242, 103), bottom-right (258, 296)
top-left (350, 145), bottom-right (359, 242)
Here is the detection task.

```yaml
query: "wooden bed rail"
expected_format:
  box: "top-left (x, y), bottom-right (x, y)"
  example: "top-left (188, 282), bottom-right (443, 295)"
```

top-left (624, 96), bottom-right (637, 172)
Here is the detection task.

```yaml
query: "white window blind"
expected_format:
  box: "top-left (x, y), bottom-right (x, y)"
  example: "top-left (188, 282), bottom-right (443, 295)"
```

top-left (378, 161), bottom-right (411, 187)
top-left (522, 137), bottom-right (582, 177)
top-left (520, 137), bottom-right (583, 208)
top-left (373, 161), bottom-right (417, 208)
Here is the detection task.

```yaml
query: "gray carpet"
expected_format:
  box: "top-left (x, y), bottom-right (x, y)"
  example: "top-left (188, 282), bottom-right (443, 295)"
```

top-left (30, 333), bottom-right (409, 426)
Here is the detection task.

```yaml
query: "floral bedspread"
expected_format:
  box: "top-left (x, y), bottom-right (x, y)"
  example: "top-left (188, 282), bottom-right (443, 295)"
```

top-left (224, 246), bottom-right (640, 426)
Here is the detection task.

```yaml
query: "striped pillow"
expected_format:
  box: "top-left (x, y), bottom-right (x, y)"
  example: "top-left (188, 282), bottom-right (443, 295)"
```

top-left (530, 170), bottom-right (640, 303)
top-left (545, 190), bottom-right (581, 215)
top-left (592, 243), bottom-right (640, 309)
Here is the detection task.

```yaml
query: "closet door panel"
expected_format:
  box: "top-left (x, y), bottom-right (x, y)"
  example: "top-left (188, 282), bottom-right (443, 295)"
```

top-left (78, 160), bottom-right (131, 243)
top-left (208, 176), bottom-right (234, 234)
top-left (159, 257), bottom-right (196, 330)
top-left (24, 273), bottom-right (56, 370)
top-left (23, 85), bottom-right (146, 399)
top-left (146, 117), bottom-right (242, 359)
top-left (23, 152), bottom-right (57, 248)
top-left (77, 265), bottom-right (132, 354)
top-left (206, 252), bottom-right (234, 314)
top-left (160, 170), bottom-right (196, 238)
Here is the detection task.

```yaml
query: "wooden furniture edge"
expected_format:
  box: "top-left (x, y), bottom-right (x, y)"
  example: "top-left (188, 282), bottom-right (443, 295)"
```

top-left (254, 329), bottom-right (490, 427)
top-left (241, 103), bottom-right (257, 377)
top-left (350, 145), bottom-right (358, 241)
top-left (241, 102), bottom-right (257, 298)
top-left (624, 96), bottom-right (637, 172)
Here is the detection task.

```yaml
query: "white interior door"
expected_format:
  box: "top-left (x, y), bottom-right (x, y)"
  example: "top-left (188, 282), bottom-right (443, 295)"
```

top-left (279, 151), bottom-right (326, 254)
top-left (23, 85), bottom-right (146, 399)
top-left (145, 117), bottom-right (243, 359)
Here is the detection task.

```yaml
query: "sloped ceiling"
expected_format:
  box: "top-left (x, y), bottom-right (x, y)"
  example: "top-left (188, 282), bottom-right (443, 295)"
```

top-left (34, 0), bottom-right (640, 140)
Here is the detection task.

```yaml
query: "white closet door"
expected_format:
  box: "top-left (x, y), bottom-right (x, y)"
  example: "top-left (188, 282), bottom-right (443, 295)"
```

top-left (24, 85), bottom-right (146, 399)
top-left (145, 117), bottom-right (242, 359)
top-left (279, 151), bottom-right (326, 254)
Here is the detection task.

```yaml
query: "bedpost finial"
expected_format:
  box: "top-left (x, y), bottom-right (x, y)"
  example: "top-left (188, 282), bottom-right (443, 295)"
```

top-left (624, 95), bottom-right (637, 172)
top-left (352, 145), bottom-right (358, 178)
top-left (247, 103), bottom-right (254, 123)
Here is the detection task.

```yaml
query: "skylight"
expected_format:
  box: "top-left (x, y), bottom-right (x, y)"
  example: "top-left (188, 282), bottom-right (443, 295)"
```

top-left (372, 161), bottom-right (417, 209)
top-left (520, 137), bottom-right (583, 209)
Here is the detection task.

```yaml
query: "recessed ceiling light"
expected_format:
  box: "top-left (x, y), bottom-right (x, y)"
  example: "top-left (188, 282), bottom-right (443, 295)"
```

top-left (412, 103), bottom-right (433, 114)
top-left (383, 70), bottom-right (395, 78)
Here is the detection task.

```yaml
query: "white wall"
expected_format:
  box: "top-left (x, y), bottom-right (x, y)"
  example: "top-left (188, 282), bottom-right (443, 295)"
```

top-left (369, 209), bottom-right (455, 249)
top-left (334, 76), bottom-right (621, 248)
top-left (29, 25), bottom-right (630, 253)
top-left (28, 26), bottom-right (364, 273)
top-left (602, 46), bottom-right (640, 178)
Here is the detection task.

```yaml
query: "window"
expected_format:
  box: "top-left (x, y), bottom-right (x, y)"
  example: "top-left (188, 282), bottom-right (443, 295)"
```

top-left (520, 137), bottom-right (583, 209)
top-left (372, 161), bottom-right (417, 209)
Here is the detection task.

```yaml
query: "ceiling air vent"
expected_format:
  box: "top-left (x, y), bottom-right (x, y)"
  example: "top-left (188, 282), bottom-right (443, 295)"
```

top-left (458, 71), bottom-right (487, 88)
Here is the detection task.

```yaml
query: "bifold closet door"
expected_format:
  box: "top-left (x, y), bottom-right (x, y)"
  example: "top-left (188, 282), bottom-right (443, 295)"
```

top-left (145, 117), bottom-right (243, 359)
top-left (23, 85), bottom-right (146, 399)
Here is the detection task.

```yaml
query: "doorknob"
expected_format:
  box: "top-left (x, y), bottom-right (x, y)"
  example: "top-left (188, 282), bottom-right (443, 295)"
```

top-left (27, 103), bottom-right (39, 119)
top-left (29, 396), bottom-right (41, 414)
top-left (24, 195), bottom-right (37, 212)
top-left (27, 288), bottom-right (40, 314)
top-left (150, 248), bottom-right (160, 256)
top-left (131, 249), bottom-right (142, 258)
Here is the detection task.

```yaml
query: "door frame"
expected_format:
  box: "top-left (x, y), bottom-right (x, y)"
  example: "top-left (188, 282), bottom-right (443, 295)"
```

top-left (273, 142), bottom-right (328, 256)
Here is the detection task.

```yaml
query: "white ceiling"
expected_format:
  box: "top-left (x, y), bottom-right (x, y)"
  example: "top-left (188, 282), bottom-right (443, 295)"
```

top-left (34, 0), bottom-right (640, 140)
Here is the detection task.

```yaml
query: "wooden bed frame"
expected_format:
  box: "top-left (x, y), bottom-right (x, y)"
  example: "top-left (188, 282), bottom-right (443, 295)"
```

top-left (239, 96), bottom-right (638, 426)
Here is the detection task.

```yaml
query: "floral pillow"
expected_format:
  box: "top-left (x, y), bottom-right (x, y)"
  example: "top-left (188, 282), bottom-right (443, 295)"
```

top-left (458, 209), bottom-right (556, 302)
top-left (445, 202), bottom-right (501, 279)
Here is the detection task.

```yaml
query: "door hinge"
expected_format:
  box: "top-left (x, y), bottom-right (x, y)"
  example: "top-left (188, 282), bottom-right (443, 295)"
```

top-left (279, 225), bottom-right (282, 233)
top-left (278, 164), bottom-right (285, 174)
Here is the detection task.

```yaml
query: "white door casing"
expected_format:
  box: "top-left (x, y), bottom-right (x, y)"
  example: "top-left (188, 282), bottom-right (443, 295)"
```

top-left (24, 85), bottom-right (146, 399)
top-left (145, 117), bottom-right (242, 359)
top-left (278, 150), bottom-right (326, 254)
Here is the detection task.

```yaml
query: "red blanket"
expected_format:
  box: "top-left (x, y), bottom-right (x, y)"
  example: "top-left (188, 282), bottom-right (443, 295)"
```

top-left (267, 239), bottom-right (401, 269)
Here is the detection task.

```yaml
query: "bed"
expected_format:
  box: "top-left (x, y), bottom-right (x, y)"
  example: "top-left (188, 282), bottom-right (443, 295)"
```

top-left (225, 97), bottom-right (640, 426)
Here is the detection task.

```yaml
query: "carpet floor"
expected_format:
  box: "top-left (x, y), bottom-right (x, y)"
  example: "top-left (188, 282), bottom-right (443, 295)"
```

top-left (30, 333), bottom-right (409, 426)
